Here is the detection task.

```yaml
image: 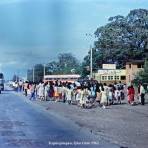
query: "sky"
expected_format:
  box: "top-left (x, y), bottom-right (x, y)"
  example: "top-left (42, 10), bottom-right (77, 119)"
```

top-left (0, 0), bottom-right (147, 80)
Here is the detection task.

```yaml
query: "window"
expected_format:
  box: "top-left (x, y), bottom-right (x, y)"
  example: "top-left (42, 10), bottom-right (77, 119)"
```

top-left (121, 76), bottom-right (126, 80)
top-left (102, 76), bottom-right (107, 80)
top-left (115, 76), bottom-right (119, 80)
top-left (137, 64), bottom-right (144, 68)
top-left (111, 76), bottom-right (113, 80)
top-left (116, 76), bottom-right (120, 80)
top-left (108, 76), bottom-right (111, 80)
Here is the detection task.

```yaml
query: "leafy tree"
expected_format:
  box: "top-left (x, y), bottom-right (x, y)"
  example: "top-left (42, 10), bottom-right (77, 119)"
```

top-left (58, 53), bottom-right (81, 74)
top-left (45, 61), bottom-right (59, 74)
top-left (135, 60), bottom-right (148, 83)
top-left (46, 53), bottom-right (81, 75)
top-left (82, 9), bottom-right (148, 76)
top-left (27, 53), bottom-right (81, 82)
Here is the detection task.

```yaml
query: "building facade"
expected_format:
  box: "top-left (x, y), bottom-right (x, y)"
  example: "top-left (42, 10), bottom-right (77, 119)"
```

top-left (94, 61), bottom-right (145, 85)
top-left (94, 69), bottom-right (126, 84)
top-left (126, 60), bottom-right (144, 84)
top-left (94, 64), bottom-right (126, 84)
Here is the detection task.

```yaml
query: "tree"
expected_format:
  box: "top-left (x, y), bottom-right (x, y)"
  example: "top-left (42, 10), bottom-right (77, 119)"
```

top-left (95, 9), bottom-right (148, 66)
top-left (45, 61), bottom-right (59, 75)
top-left (46, 53), bottom-right (81, 75)
top-left (82, 9), bottom-right (148, 76)
top-left (57, 53), bottom-right (80, 74)
top-left (135, 60), bottom-right (148, 83)
top-left (27, 53), bottom-right (81, 82)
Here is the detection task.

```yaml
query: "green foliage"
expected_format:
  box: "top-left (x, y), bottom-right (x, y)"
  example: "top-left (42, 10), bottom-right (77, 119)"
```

top-left (46, 53), bottom-right (81, 75)
top-left (134, 60), bottom-right (148, 84)
top-left (27, 53), bottom-right (81, 82)
top-left (82, 9), bottom-right (148, 76)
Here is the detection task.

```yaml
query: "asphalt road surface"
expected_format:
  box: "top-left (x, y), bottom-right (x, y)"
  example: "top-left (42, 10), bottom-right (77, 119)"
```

top-left (0, 88), bottom-right (120, 148)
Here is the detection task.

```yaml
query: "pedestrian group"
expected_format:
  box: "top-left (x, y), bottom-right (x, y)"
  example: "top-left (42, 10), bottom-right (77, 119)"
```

top-left (14, 80), bottom-right (147, 108)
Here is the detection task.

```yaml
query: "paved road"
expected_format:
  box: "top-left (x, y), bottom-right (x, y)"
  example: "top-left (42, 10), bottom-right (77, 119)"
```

top-left (26, 90), bottom-right (148, 148)
top-left (0, 88), bottom-right (119, 148)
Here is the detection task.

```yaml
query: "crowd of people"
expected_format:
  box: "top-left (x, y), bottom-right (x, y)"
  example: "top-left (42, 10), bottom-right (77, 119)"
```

top-left (13, 80), bottom-right (147, 109)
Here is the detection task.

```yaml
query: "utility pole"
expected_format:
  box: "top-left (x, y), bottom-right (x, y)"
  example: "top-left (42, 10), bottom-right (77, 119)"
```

top-left (33, 67), bottom-right (34, 82)
top-left (43, 64), bottom-right (46, 81)
top-left (17, 70), bottom-right (20, 82)
top-left (90, 45), bottom-right (93, 79)
top-left (86, 33), bottom-right (94, 80)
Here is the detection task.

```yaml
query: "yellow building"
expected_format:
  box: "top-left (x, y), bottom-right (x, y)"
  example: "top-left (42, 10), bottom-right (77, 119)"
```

top-left (126, 60), bottom-right (144, 84)
top-left (94, 61), bottom-right (145, 85)
top-left (94, 64), bottom-right (126, 84)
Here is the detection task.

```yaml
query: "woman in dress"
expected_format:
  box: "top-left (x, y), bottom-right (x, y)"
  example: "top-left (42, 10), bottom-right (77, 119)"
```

top-left (54, 83), bottom-right (59, 102)
top-left (44, 82), bottom-right (50, 101)
top-left (100, 86), bottom-right (107, 109)
top-left (127, 85), bottom-right (135, 105)
top-left (75, 86), bottom-right (82, 105)
top-left (38, 82), bottom-right (45, 101)
top-left (108, 87), bottom-right (113, 105)
top-left (66, 85), bottom-right (72, 104)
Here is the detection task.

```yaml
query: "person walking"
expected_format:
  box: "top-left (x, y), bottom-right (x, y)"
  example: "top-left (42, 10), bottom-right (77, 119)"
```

top-left (114, 87), bottom-right (121, 104)
top-left (44, 82), bottom-right (50, 101)
top-left (48, 82), bottom-right (54, 100)
top-left (96, 88), bottom-right (101, 104)
top-left (18, 80), bottom-right (23, 92)
top-left (24, 81), bottom-right (29, 96)
top-left (100, 86), bottom-right (107, 109)
top-left (14, 82), bottom-right (19, 92)
top-left (139, 83), bottom-right (146, 105)
top-left (103, 83), bottom-right (109, 105)
top-left (38, 82), bottom-right (44, 101)
top-left (95, 83), bottom-right (101, 104)
top-left (108, 87), bottom-right (113, 105)
top-left (75, 86), bottom-right (82, 105)
top-left (79, 86), bottom-right (85, 108)
top-left (54, 83), bottom-right (59, 102)
top-left (29, 83), bottom-right (36, 100)
top-left (66, 85), bottom-right (72, 104)
top-left (127, 85), bottom-right (135, 105)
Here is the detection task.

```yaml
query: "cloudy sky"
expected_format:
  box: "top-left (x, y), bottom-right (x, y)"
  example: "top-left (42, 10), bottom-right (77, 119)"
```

top-left (0, 0), bottom-right (147, 79)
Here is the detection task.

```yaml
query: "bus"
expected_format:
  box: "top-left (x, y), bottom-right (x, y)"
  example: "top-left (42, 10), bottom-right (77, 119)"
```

top-left (0, 73), bottom-right (4, 90)
top-left (44, 74), bottom-right (81, 83)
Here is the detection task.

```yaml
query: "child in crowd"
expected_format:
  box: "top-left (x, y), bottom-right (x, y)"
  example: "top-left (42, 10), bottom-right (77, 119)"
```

top-left (108, 88), bottom-right (113, 105)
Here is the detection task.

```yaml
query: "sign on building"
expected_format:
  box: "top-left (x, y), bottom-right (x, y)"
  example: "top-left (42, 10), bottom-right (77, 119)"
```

top-left (97, 69), bottom-right (125, 75)
top-left (102, 64), bottom-right (116, 70)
